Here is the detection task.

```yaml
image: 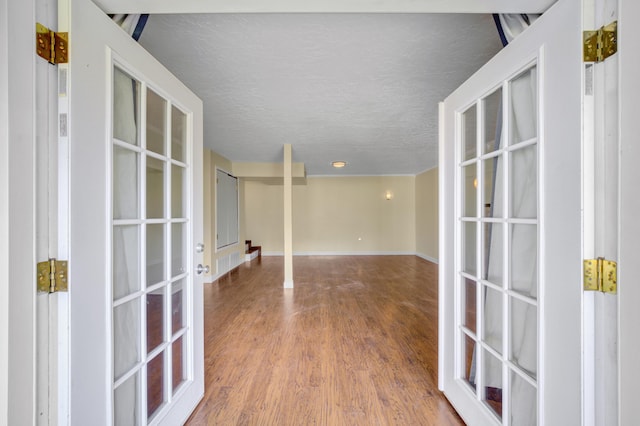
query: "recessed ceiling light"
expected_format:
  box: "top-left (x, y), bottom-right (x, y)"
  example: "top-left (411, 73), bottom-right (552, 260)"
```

top-left (331, 161), bottom-right (347, 168)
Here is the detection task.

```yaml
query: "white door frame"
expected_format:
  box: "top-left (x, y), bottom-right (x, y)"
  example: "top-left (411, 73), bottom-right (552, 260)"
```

top-left (0, 0), bottom-right (10, 421)
top-left (582, 0), bottom-right (620, 424)
top-left (618, 0), bottom-right (640, 423)
top-left (2, 0), bottom-right (38, 424)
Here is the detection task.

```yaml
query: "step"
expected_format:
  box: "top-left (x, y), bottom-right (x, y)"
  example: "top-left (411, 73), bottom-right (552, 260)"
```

top-left (245, 245), bottom-right (261, 262)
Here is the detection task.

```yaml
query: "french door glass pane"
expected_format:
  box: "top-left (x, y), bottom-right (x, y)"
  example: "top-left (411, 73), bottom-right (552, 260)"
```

top-left (463, 333), bottom-right (477, 392)
top-left (172, 279), bottom-right (186, 335)
top-left (509, 68), bottom-right (537, 145)
top-left (483, 88), bottom-right (503, 154)
top-left (146, 287), bottom-right (165, 354)
top-left (113, 68), bottom-right (140, 146)
top-left (172, 223), bottom-right (187, 277)
top-left (510, 145), bottom-right (538, 219)
top-left (483, 286), bottom-right (503, 354)
top-left (172, 165), bottom-right (186, 218)
top-left (146, 224), bottom-right (165, 285)
top-left (114, 299), bottom-right (141, 379)
top-left (462, 278), bottom-right (477, 334)
top-left (483, 349), bottom-right (503, 419)
top-left (171, 106), bottom-right (186, 162)
top-left (510, 372), bottom-right (537, 426)
top-left (114, 372), bottom-right (140, 426)
top-left (113, 225), bottom-right (141, 300)
top-left (146, 157), bottom-right (165, 219)
top-left (483, 157), bottom-right (502, 218)
top-left (113, 146), bottom-right (139, 220)
top-left (463, 104), bottom-right (477, 161)
top-left (146, 89), bottom-right (166, 155)
top-left (462, 222), bottom-right (477, 276)
top-left (511, 224), bottom-right (538, 299)
top-left (147, 352), bottom-right (165, 419)
top-left (172, 336), bottom-right (186, 392)
top-left (462, 163), bottom-right (477, 217)
top-left (510, 297), bottom-right (537, 378)
top-left (484, 223), bottom-right (503, 285)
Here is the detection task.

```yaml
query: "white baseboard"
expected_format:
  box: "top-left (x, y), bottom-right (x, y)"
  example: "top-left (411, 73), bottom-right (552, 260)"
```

top-left (292, 251), bottom-right (416, 256)
top-left (263, 250), bottom-right (434, 259)
top-left (416, 252), bottom-right (439, 264)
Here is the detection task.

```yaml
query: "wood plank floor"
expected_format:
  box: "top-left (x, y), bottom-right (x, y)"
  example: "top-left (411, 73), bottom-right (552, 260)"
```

top-left (186, 255), bottom-right (464, 425)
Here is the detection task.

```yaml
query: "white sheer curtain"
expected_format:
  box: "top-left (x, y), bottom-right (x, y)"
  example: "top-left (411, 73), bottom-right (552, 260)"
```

top-left (496, 14), bottom-right (539, 44)
top-left (483, 13), bottom-right (540, 424)
top-left (111, 14), bottom-right (149, 424)
top-left (111, 14), bottom-right (149, 42)
top-left (483, 67), bottom-right (538, 422)
top-left (506, 68), bottom-right (538, 426)
top-left (113, 67), bottom-right (140, 425)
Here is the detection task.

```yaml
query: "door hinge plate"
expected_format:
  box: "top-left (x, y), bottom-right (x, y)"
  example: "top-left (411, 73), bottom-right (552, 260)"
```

top-left (584, 21), bottom-right (617, 63)
top-left (36, 23), bottom-right (68, 65)
top-left (37, 259), bottom-right (68, 293)
top-left (583, 257), bottom-right (617, 294)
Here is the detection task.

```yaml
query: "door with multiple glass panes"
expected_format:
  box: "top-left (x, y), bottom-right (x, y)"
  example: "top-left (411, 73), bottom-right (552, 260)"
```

top-left (457, 63), bottom-right (539, 425)
top-left (64, 0), bottom-right (204, 424)
top-left (111, 65), bottom-right (196, 424)
top-left (440, 0), bottom-right (583, 424)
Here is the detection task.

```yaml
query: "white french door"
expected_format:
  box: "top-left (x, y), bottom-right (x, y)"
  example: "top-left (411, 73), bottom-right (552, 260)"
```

top-left (439, 0), bottom-right (583, 424)
top-left (62, 0), bottom-right (204, 424)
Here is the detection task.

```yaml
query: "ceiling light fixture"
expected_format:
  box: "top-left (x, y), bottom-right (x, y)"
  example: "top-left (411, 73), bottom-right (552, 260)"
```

top-left (331, 161), bottom-right (347, 168)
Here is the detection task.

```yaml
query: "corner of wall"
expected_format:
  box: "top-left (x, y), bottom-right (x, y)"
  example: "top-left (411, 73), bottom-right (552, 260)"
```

top-left (415, 167), bottom-right (439, 261)
top-left (238, 178), bottom-right (246, 257)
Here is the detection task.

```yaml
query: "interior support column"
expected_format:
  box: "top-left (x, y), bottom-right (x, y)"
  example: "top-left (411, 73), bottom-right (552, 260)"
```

top-left (283, 144), bottom-right (294, 288)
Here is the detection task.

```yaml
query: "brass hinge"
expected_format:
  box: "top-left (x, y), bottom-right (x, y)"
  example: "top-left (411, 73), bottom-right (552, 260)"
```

top-left (36, 23), bottom-right (68, 65)
top-left (583, 257), bottom-right (617, 294)
top-left (584, 21), bottom-right (617, 63)
top-left (37, 259), bottom-right (69, 293)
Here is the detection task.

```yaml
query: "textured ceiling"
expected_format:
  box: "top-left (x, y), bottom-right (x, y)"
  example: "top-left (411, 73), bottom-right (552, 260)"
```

top-left (96, 0), bottom-right (556, 14)
top-left (139, 14), bottom-right (503, 175)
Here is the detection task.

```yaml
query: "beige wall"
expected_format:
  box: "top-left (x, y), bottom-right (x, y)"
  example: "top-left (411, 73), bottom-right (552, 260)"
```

top-left (203, 149), bottom-right (245, 279)
top-left (244, 179), bottom-right (285, 252)
top-left (244, 176), bottom-right (416, 254)
top-left (415, 167), bottom-right (439, 262)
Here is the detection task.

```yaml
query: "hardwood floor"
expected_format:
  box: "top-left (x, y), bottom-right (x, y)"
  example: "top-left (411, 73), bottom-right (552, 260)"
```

top-left (186, 256), bottom-right (464, 425)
